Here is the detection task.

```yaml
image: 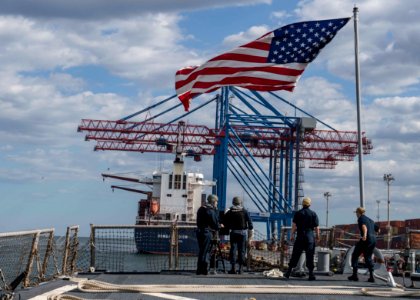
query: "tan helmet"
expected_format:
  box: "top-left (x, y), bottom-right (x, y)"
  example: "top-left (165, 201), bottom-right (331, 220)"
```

top-left (302, 197), bottom-right (311, 207)
top-left (355, 207), bottom-right (366, 215)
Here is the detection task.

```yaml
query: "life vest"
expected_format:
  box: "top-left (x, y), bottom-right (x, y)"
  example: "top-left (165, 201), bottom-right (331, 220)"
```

top-left (226, 208), bottom-right (247, 230)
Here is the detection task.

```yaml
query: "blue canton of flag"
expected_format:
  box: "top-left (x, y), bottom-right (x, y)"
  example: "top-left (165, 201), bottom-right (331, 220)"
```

top-left (267, 18), bottom-right (350, 64)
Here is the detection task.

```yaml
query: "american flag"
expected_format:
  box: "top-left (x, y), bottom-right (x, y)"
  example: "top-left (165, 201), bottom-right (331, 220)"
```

top-left (175, 17), bottom-right (350, 111)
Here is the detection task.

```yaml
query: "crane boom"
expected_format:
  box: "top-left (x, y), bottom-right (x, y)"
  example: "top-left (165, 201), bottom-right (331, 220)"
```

top-left (79, 119), bottom-right (372, 168)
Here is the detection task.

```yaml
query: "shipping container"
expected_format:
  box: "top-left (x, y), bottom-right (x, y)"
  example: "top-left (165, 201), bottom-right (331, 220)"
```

top-left (405, 218), bottom-right (420, 229)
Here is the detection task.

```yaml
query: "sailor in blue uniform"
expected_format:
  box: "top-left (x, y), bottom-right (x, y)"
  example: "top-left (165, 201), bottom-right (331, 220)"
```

top-left (196, 194), bottom-right (220, 275)
top-left (348, 207), bottom-right (379, 282)
top-left (285, 197), bottom-right (320, 281)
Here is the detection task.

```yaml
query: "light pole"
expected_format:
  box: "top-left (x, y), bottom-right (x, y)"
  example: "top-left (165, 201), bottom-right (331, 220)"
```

top-left (383, 173), bottom-right (395, 249)
top-left (324, 192), bottom-right (331, 228)
top-left (376, 200), bottom-right (381, 223)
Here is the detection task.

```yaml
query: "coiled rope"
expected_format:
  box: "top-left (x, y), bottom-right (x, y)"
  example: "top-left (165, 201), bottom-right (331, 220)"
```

top-left (263, 268), bottom-right (283, 278)
top-left (46, 279), bottom-right (420, 299)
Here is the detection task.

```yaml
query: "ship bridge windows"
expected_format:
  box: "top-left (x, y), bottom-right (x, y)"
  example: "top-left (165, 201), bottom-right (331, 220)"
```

top-left (169, 174), bottom-right (173, 189)
top-left (174, 174), bottom-right (182, 189)
top-left (168, 174), bottom-right (184, 189)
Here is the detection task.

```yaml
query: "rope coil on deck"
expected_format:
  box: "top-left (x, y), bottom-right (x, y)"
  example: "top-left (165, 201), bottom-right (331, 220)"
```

top-left (263, 268), bottom-right (283, 278)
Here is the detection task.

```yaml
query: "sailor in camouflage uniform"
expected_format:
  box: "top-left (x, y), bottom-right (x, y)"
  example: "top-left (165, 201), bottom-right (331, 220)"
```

top-left (223, 196), bottom-right (254, 274)
top-left (196, 194), bottom-right (220, 275)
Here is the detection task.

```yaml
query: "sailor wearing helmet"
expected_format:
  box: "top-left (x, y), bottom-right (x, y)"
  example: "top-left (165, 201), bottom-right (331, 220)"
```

top-left (284, 197), bottom-right (320, 281)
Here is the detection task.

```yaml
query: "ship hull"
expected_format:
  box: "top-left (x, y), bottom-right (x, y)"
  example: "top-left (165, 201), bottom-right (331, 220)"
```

top-left (134, 226), bottom-right (199, 255)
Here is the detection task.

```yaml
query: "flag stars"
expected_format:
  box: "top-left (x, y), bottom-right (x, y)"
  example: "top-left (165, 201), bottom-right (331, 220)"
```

top-left (267, 18), bottom-right (349, 64)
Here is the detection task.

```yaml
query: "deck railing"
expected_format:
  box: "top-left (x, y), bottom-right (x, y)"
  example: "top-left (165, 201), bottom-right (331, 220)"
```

top-left (1, 223), bottom-right (419, 293)
top-left (0, 226), bottom-right (80, 291)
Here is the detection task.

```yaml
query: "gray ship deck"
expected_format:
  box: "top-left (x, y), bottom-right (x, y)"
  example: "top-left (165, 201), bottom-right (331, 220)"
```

top-left (14, 271), bottom-right (420, 300)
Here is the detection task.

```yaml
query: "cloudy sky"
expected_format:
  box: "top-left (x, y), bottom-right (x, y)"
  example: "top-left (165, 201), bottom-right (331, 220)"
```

top-left (1, 0), bottom-right (419, 236)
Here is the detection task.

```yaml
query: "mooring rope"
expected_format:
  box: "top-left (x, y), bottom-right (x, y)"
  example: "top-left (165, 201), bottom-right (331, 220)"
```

top-left (47, 295), bottom-right (83, 300)
top-left (45, 279), bottom-right (420, 299)
top-left (77, 280), bottom-right (361, 294)
top-left (77, 279), bottom-right (420, 296)
top-left (361, 287), bottom-right (420, 298)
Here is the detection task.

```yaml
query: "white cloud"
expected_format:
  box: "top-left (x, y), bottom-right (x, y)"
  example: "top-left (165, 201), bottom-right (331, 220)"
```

top-left (222, 25), bottom-right (270, 48)
top-left (0, 0), bottom-right (271, 20)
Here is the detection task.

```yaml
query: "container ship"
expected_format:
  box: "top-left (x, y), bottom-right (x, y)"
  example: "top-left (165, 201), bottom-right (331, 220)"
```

top-left (103, 153), bottom-right (215, 255)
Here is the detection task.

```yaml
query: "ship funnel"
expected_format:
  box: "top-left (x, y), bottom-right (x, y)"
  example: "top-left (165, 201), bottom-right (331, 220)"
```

top-left (173, 155), bottom-right (184, 175)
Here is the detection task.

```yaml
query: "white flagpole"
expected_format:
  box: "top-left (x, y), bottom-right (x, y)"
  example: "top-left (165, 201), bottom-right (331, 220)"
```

top-left (353, 6), bottom-right (365, 208)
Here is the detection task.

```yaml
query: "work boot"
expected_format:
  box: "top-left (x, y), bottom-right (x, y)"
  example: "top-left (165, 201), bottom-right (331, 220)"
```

top-left (308, 271), bottom-right (316, 281)
top-left (228, 264), bottom-right (237, 274)
top-left (368, 271), bottom-right (375, 283)
top-left (348, 274), bottom-right (359, 281)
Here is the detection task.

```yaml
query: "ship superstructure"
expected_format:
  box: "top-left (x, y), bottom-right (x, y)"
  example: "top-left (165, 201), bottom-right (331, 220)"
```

top-left (137, 157), bottom-right (215, 225)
